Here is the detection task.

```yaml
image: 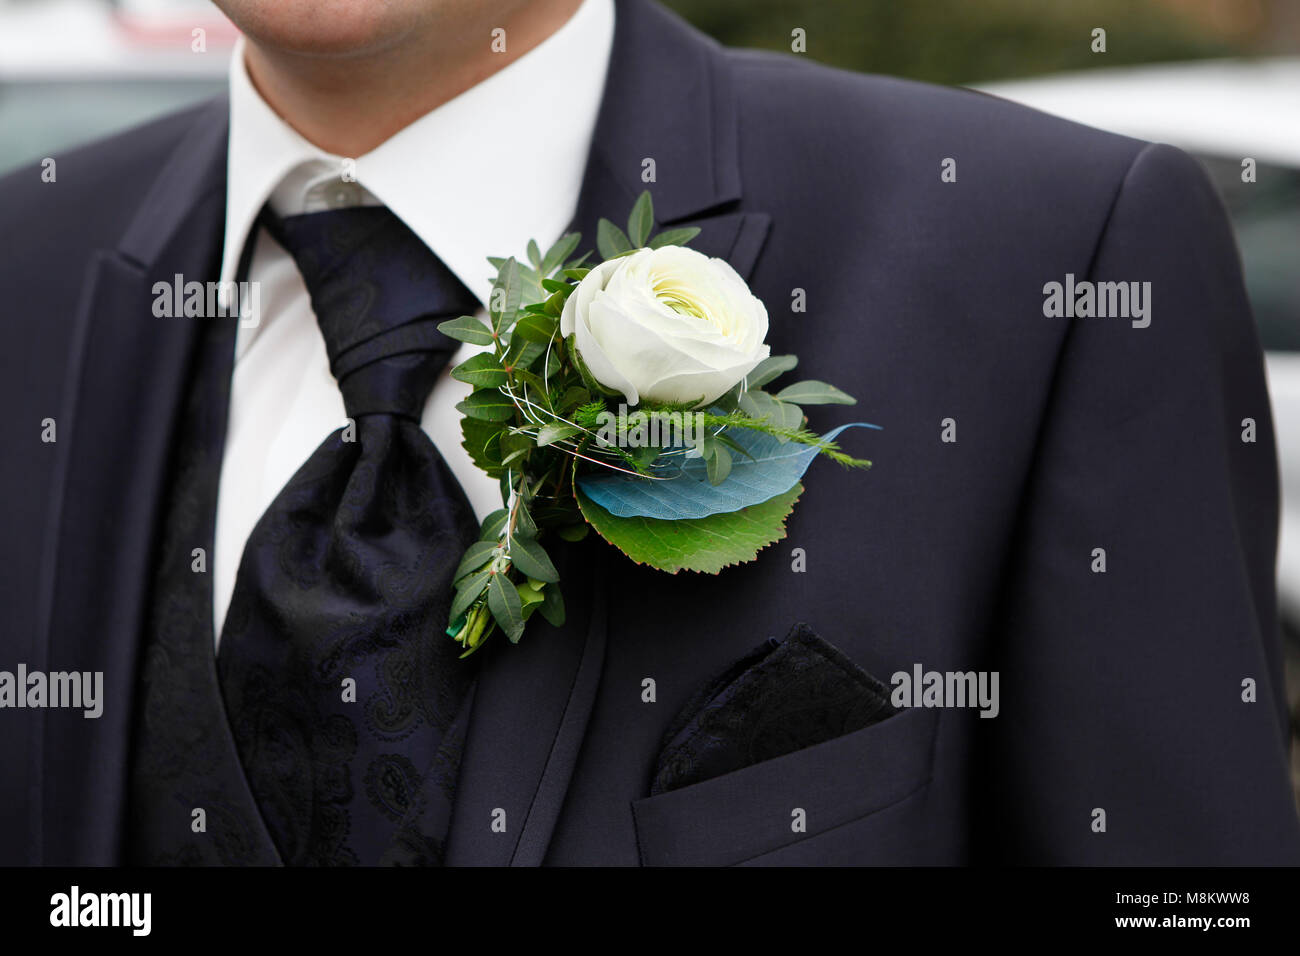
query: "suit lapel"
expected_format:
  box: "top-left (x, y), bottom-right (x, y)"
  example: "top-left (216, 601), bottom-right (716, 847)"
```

top-left (444, 538), bottom-right (608, 866)
top-left (445, 0), bottom-right (770, 865)
top-left (36, 98), bottom-right (231, 864)
top-left (570, 149), bottom-right (772, 281)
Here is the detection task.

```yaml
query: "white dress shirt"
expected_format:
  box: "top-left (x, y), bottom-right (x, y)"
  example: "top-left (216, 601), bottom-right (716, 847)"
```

top-left (212, 0), bottom-right (615, 642)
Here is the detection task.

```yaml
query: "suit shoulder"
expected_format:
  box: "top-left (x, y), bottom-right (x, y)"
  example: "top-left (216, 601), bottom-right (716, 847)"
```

top-left (0, 97), bottom-right (223, 245)
top-left (723, 49), bottom-right (1148, 194)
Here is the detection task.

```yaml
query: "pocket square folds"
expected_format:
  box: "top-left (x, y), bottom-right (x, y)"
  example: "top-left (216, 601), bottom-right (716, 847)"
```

top-left (650, 623), bottom-right (897, 795)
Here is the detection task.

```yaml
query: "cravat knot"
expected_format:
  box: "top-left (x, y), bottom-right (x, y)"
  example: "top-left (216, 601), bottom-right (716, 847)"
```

top-left (220, 202), bottom-right (484, 864)
top-left (261, 204), bottom-right (479, 419)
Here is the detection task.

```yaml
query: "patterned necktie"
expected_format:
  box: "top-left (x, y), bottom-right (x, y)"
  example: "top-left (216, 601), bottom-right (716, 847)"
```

top-left (217, 205), bottom-right (482, 866)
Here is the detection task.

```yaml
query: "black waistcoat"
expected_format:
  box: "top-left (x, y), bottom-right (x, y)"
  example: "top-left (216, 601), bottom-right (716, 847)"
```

top-left (125, 264), bottom-right (479, 866)
top-left (125, 309), bottom-right (281, 865)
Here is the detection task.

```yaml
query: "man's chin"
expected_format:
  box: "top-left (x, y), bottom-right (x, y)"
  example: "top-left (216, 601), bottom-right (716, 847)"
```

top-left (214, 0), bottom-right (437, 59)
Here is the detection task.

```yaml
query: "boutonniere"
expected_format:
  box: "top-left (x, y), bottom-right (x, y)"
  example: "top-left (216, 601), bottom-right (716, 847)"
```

top-left (442, 191), bottom-right (876, 655)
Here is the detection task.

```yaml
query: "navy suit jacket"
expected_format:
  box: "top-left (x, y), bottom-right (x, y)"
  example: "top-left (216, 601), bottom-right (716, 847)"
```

top-left (2, 0), bottom-right (1298, 865)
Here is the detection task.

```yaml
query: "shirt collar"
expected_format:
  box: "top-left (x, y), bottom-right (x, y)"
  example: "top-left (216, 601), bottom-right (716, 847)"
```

top-left (220, 0), bottom-right (614, 310)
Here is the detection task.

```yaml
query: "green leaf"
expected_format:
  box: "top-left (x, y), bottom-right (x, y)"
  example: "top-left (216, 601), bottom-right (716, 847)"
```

top-left (450, 570), bottom-right (490, 621)
top-left (543, 289), bottom-right (568, 316)
top-left (576, 483), bottom-right (802, 574)
top-left (478, 509), bottom-right (509, 541)
top-left (516, 579), bottom-right (545, 610)
top-left (489, 257), bottom-right (523, 332)
top-left (537, 422), bottom-right (581, 446)
top-left (504, 336), bottom-right (546, 371)
top-left (544, 342), bottom-right (566, 381)
top-left (555, 523), bottom-right (589, 542)
top-left (510, 534), bottom-right (559, 583)
top-left (557, 386), bottom-right (591, 413)
top-left (514, 367), bottom-right (548, 392)
top-left (562, 267), bottom-right (591, 281)
top-left (775, 380), bottom-right (857, 405)
top-left (709, 381), bottom-right (744, 414)
top-left (714, 430), bottom-right (755, 462)
top-left (499, 430), bottom-right (532, 468)
top-left (455, 540), bottom-right (499, 581)
top-left (514, 497), bottom-right (539, 538)
top-left (578, 423), bottom-right (872, 519)
top-left (738, 390), bottom-right (802, 433)
top-left (630, 443), bottom-right (661, 466)
top-left (533, 499), bottom-right (583, 530)
top-left (648, 226), bottom-right (701, 249)
top-left (487, 572), bottom-right (526, 642)
top-left (450, 352), bottom-right (507, 388)
top-left (457, 388), bottom-right (515, 422)
top-left (776, 402), bottom-right (804, 436)
top-left (481, 430), bottom-right (503, 466)
top-left (461, 416), bottom-right (504, 476)
top-left (741, 392), bottom-right (795, 430)
top-left (596, 218), bottom-right (633, 259)
top-left (627, 191), bottom-right (654, 248)
top-left (540, 583), bottom-right (565, 626)
top-left (541, 233), bottom-right (582, 275)
top-left (526, 239), bottom-right (542, 270)
top-left (540, 277), bottom-right (570, 295)
top-left (705, 441), bottom-right (732, 485)
top-left (746, 354), bottom-right (798, 390)
top-left (438, 315), bottom-right (495, 346)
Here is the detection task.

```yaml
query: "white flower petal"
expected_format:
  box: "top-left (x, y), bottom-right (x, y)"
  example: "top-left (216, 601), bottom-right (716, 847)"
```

top-left (561, 244), bottom-right (771, 406)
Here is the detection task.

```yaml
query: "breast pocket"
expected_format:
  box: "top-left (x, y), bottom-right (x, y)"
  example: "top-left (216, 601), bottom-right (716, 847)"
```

top-left (630, 705), bottom-right (940, 866)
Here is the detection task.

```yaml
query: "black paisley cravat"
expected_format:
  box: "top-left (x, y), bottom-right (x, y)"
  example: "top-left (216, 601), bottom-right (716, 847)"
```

top-left (217, 205), bottom-right (482, 866)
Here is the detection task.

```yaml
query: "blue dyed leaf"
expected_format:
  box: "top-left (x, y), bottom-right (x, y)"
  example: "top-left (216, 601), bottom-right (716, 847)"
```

top-left (576, 422), bottom-right (879, 519)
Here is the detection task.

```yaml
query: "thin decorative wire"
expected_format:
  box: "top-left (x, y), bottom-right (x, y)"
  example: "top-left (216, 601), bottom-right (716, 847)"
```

top-left (500, 327), bottom-right (745, 482)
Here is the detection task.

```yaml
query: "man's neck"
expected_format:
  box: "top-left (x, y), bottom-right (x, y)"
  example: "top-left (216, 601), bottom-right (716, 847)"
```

top-left (242, 0), bottom-right (585, 157)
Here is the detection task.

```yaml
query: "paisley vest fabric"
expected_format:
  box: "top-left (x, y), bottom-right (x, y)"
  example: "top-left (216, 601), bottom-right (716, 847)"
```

top-left (125, 309), bottom-right (279, 865)
top-left (126, 236), bottom-right (478, 865)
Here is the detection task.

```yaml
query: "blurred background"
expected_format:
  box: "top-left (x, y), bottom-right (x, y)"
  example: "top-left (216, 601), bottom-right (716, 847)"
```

top-left (2, 0), bottom-right (1298, 798)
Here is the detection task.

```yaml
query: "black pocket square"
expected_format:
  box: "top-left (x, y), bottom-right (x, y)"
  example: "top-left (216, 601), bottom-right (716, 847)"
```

top-left (649, 623), bottom-right (897, 795)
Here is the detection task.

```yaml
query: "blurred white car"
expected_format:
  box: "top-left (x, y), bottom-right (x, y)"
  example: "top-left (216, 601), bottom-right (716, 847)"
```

top-left (979, 59), bottom-right (1300, 630)
top-left (0, 0), bottom-right (232, 173)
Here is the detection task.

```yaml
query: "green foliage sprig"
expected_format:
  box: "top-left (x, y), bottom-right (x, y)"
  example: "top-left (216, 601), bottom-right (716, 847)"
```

top-left (442, 191), bottom-right (869, 655)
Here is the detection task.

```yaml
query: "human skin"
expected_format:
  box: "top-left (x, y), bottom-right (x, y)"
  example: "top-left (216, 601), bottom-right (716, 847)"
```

top-left (214, 0), bottom-right (584, 155)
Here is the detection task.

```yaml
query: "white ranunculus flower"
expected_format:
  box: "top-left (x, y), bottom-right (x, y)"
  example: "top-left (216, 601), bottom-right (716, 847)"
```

top-left (559, 245), bottom-right (770, 406)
